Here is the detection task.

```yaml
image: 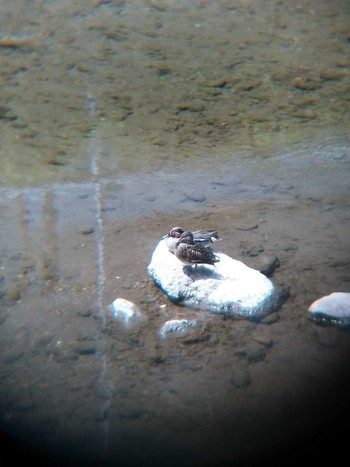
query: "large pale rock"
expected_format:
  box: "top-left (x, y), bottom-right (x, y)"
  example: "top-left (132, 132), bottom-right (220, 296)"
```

top-left (308, 292), bottom-right (350, 328)
top-left (147, 239), bottom-right (287, 320)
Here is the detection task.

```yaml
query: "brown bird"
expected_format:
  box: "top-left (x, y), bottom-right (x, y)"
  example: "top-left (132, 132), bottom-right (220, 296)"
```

top-left (164, 226), bottom-right (221, 254)
top-left (174, 230), bottom-right (220, 267)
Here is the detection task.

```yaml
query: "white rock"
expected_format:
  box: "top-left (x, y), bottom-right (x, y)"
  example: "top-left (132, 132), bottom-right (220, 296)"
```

top-left (158, 319), bottom-right (198, 338)
top-left (110, 298), bottom-right (144, 325)
top-left (147, 239), bottom-right (286, 320)
top-left (308, 292), bottom-right (350, 327)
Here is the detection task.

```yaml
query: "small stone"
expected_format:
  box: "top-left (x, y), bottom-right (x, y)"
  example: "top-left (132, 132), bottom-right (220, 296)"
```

top-left (32, 333), bottom-right (55, 348)
top-left (289, 110), bottom-right (317, 119)
top-left (78, 309), bottom-right (92, 317)
top-left (208, 78), bottom-right (228, 88)
top-left (159, 319), bottom-right (199, 338)
top-left (78, 345), bottom-right (96, 355)
top-left (183, 191), bottom-right (206, 203)
top-left (56, 352), bottom-right (79, 362)
top-left (118, 407), bottom-right (147, 420)
top-left (110, 298), bottom-right (145, 325)
top-left (248, 112), bottom-right (272, 122)
top-left (176, 102), bottom-right (204, 112)
top-left (246, 245), bottom-right (264, 257)
top-left (76, 329), bottom-right (96, 341)
top-left (95, 406), bottom-right (109, 422)
top-left (292, 76), bottom-right (322, 91)
top-left (15, 400), bottom-right (36, 412)
top-left (261, 312), bottom-right (279, 325)
top-left (235, 343), bottom-right (267, 363)
top-left (236, 80), bottom-right (261, 91)
top-left (231, 366), bottom-right (251, 388)
top-left (319, 69), bottom-right (345, 81)
top-left (153, 63), bottom-right (172, 76)
top-left (97, 384), bottom-right (113, 400)
top-left (81, 227), bottom-right (94, 235)
top-left (256, 255), bottom-right (280, 277)
top-left (4, 349), bottom-right (24, 363)
top-left (0, 313), bottom-right (9, 325)
top-left (280, 241), bottom-right (297, 252)
top-left (235, 223), bottom-right (258, 231)
top-left (271, 70), bottom-right (289, 81)
top-left (253, 332), bottom-right (273, 348)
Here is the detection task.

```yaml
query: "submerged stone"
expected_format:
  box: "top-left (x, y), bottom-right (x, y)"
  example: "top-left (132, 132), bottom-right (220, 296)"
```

top-left (159, 319), bottom-right (199, 338)
top-left (147, 239), bottom-right (287, 321)
top-left (308, 292), bottom-right (350, 328)
top-left (110, 298), bottom-right (145, 325)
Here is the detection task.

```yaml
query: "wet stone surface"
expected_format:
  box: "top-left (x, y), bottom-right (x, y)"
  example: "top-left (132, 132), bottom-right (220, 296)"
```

top-left (148, 239), bottom-right (288, 320)
top-left (308, 292), bottom-right (350, 328)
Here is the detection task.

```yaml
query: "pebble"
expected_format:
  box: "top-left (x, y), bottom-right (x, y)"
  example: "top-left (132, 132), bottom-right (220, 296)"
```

top-left (253, 332), bottom-right (274, 348)
top-left (32, 333), bottom-right (55, 349)
top-left (261, 313), bottom-right (279, 325)
top-left (231, 365), bottom-right (251, 388)
top-left (280, 241), bottom-right (298, 252)
top-left (158, 319), bottom-right (199, 338)
top-left (118, 407), bottom-right (149, 420)
top-left (97, 384), bottom-right (114, 400)
top-left (50, 340), bottom-right (79, 362)
top-left (81, 227), bottom-right (95, 235)
top-left (55, 352), bottom-right (79, 362)
top-left (234, 343), bottom-right (267, 363)
top-left (235, 223), bottom-right (258, 231)
top-left (236, 80), bottom-right (261, 91)
top-left (0, 38), bottom-right (32, 49)
top-left (110, 298), bottom-right (145, 325)
top-left (0, 313), bottom-right (9, 325)
top-left (183, 191), bottom-right (207, 203)
top-left (246, 245), bottom-right (264, 257)
top-left (292, 76), bottom-right (322, 90)
top-left (289, 110), bottom-right (317, 120)
top-left (208, 78), bottom-right (228, 88)
top-left (256, 255), bottom-right (280, 277)
top-left (77, 345), bottom-right (96, 355)
top-left (15, 400), bottom-right (36, 412)
top-left (4, 349), bottom-right (24, 363)
top-left (319, 69), bottom-right (346, 81)
top-left (176, 102), bottom-right (204, 112)
top-left (76, 329), bottom-right (96, 341)
top-left (78, 309), bottom-right (92, 317)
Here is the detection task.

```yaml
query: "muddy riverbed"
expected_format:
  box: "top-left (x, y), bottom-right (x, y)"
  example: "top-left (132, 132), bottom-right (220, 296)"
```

top-left (1, 1), bottom-right (350, 466)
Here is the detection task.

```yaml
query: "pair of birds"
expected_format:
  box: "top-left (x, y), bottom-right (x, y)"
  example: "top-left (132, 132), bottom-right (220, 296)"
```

top-left (164, 226), bottom-right (221, 267)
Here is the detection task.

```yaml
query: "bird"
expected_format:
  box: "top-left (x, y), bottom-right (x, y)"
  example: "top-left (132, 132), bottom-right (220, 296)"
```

top-left (164, 226), bottom-right (221, 254)
top-left (174, 230), bottom-right (220, 267)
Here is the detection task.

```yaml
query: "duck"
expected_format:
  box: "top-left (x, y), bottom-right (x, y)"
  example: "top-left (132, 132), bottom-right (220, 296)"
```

top-left (174, 230), bottom-right (220, 267)
top-left (164, 226), bottom-right (221, 254)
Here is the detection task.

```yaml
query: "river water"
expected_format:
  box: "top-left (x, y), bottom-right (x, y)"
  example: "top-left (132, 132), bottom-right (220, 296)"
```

top-left (1, 1), bottom-right (350, 466)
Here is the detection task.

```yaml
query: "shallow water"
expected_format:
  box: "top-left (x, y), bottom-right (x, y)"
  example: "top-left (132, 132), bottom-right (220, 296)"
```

top-left (1, 1), bottom-right (350, 466)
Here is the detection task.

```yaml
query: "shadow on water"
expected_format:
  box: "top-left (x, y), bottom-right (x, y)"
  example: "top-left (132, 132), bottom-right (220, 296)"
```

top-left (1, 0), bottom-right (350, 466)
